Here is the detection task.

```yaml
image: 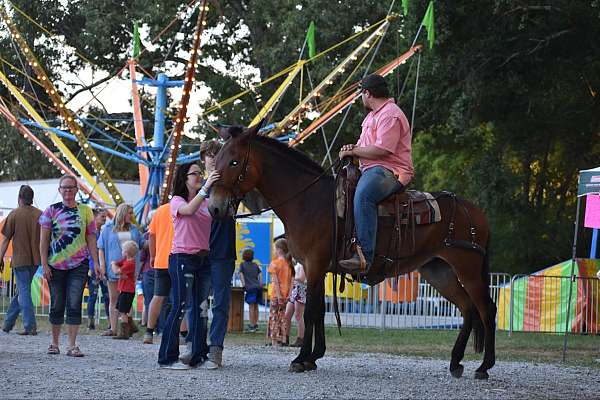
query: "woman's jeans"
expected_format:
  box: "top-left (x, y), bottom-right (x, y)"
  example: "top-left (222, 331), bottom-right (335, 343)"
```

top-left (158, 253), bottom-right (210, 366)
top-left (48, 264), bottom-right (89, 325)
top-left (3, 265), bottom-right (37, 332)
top-left (354, 166), bottom-right (403, 263)
top-left (208, 259), bottom-right (235, 349)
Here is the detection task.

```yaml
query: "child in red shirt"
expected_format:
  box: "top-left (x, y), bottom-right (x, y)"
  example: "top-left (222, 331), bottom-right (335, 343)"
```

top-left (110, 240), bottom-right (139, 339)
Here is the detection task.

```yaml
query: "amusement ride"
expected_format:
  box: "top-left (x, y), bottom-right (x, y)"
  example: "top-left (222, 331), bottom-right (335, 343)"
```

top-left (0, 0), bottom-right (434, 222)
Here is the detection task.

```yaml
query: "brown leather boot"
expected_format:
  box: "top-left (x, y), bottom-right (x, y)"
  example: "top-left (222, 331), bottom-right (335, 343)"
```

top-left (113, 322), bottom-right (130, 340)
top-left (128, 316), bottom-right (139, 337)
top-left (339, 246), bottom-right (369, 274)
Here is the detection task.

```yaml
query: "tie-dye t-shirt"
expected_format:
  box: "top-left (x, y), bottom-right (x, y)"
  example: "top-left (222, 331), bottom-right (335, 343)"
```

top-left (39, 202), bottom-right (96, 270)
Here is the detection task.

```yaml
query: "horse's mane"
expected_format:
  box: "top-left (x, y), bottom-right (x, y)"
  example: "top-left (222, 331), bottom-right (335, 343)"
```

top-left (254, 134), bottom-right (325, 175)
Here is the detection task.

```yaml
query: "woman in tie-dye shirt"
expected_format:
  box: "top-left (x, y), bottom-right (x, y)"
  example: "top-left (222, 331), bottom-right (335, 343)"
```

top-left (39, 175), bottom-right (101, 357)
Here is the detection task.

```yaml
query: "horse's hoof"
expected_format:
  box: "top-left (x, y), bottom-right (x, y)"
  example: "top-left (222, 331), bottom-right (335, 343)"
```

top-left (474, 371), bottom-right (489, 380)
top-left (450, 364), bottom-right (464, 378)
top-left (303, 361), bottom-right (317, 371)
top-left (288, 362), bottom-right (305, 373)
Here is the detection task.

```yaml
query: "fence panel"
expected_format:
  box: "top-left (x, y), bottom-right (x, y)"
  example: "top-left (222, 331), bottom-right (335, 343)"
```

top-left (6, 266), bottom-right (597, 335)
top-left (503, 274), bottom-right (600, 334)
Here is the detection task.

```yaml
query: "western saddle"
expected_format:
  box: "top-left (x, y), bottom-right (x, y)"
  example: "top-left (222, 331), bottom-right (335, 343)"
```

top-left (335, 162), bottom-right (442, 285)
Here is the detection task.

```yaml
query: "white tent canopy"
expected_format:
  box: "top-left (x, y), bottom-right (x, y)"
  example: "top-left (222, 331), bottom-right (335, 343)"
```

top-left (0, 178), bottom-right (141, 217)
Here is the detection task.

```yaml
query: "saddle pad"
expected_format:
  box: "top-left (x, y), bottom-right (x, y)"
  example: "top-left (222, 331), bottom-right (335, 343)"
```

top-left (378, 191), bottom-right (442, 225)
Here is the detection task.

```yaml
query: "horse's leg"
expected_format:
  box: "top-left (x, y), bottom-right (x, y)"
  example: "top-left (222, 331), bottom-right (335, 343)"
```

top-left (289, 278), bottom-right (319, 373)
top-left (420, 259), bottom-right (475, 378)
top-left (307, 277), bottom-right (326, 368)
top-left (451, 253), bottom-right (496, 380)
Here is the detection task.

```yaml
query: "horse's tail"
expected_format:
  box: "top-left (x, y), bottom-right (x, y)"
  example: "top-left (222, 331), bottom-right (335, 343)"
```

top-left (473, 232), bottom-right (491, 353)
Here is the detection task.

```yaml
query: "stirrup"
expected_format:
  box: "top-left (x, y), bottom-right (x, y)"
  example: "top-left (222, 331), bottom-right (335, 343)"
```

top-left (355, 245), bottom-right (367, 271)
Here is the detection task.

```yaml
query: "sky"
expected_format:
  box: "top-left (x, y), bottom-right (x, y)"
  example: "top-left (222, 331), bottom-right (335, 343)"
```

top-left (61, 22), bottom-right (260, 141)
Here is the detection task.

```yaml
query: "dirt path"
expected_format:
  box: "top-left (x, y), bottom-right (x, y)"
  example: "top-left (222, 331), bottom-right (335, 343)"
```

top-left (1, 331), bottom-right (598, 399)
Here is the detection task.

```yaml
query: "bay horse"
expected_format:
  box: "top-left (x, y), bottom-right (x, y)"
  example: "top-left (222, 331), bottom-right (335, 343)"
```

top-left (208, 124), bottom-right (496, 380)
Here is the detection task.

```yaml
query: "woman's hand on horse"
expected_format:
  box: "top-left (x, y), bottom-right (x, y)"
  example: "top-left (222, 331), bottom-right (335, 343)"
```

top-left (203, 171), bottom-right (220, 190)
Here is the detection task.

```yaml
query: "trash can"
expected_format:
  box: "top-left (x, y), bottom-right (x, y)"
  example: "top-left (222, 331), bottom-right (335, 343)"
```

top-left (227, 287), bottom-right (244, 333)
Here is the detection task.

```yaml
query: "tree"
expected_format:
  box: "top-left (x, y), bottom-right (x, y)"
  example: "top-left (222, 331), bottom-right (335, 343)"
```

top-left (0, 118), bottom-right (60, 181)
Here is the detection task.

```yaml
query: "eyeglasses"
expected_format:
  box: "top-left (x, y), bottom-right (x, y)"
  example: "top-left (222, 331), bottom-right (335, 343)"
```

top-left (59, 186), bottom-right (77, 191)
top-left (187, 171), bottom-right (203, 177)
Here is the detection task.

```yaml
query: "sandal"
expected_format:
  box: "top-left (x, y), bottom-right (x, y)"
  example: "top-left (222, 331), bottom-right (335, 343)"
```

top-left (100, 329), bottom-right (115, 337)
top-left (66, 346), bottom-right (84, 357)
top-left (47, 344), bottom-right (60, 355)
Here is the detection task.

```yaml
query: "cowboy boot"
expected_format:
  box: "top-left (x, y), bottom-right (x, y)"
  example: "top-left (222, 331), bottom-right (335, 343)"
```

top-left (339, 245), bottom-right (369, 274)
top-left (204, 345), bottom-right (223, 369)
top-left (128, 316), bottom-right (139, 337)
top-left (112, 322), bottom-right (130, 340)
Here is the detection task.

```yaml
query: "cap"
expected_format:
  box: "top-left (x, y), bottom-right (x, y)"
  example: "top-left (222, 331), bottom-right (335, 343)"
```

top-left (359, 74), bottom-right (387, 91)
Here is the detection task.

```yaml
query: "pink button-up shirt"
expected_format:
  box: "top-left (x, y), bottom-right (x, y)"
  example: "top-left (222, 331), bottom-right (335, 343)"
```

top-left (356, 98), bottom-right (414, 185)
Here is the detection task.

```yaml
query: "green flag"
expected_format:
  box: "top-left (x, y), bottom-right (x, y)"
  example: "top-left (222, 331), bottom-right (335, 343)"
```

top-left (306, 21), bottom-right (316, 59)
top-left (421, 1), bottom-right (435, 49)
top-left (402, 0), bottom-right (409, 15)
top-left (132, 21), bottom-right (141, 58)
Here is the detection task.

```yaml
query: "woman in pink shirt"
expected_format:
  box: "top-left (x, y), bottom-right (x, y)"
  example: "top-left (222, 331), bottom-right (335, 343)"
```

top-left (158, 162), bottom-right (219, 370)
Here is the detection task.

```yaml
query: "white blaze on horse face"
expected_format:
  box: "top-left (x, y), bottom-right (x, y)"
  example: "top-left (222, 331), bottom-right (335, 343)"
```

top-left (207, 185), bottom-right (232, 218)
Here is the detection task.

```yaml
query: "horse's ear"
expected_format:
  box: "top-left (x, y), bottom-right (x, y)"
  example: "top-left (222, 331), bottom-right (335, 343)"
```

top-left (246, 117), bottom-right (266, 138)
top-left (226, 125), bottom-right (245, 138)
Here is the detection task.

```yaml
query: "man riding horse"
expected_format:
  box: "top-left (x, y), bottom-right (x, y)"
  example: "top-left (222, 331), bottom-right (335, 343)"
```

top-left (338, 74), bottom-right (414, 274)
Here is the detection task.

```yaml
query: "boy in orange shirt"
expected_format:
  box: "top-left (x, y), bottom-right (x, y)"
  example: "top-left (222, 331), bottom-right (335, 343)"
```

top-left (144, 203), bottom-right (175, 344)
top-left (111, 240), bottom-right (139, 339)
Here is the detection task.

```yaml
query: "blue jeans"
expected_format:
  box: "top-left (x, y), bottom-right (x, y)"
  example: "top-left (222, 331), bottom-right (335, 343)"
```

top-left (3, 266), bottom-right (37, 332)
top-left (158, 253), bottom-right (211, 366)
top-left (87, 273), bottom-right (109, 320)
top-left (48, 264), bottom-right (89, 325)
top-left (354, 166), bottom-right (403, 263)
top-left (142, 270), bottom-right (155, 313)
top-left (208, 259), bottom-right (235, 349)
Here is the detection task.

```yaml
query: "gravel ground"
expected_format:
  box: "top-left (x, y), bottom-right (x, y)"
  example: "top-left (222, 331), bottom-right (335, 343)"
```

top-left (1, 331), bottom-right (598, 399)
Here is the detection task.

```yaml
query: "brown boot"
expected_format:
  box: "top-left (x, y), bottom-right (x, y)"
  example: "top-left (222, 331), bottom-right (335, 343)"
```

top-left (128, 316), bottom-right (139, 337)
top-left (113, 322), bottom-right (130, 340)
top-left (339, 244), bottom-right (370, 274)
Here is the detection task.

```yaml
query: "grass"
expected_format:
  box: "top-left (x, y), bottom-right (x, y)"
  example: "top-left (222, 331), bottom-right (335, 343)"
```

top-left (4, 315), bottom-right (598, 369)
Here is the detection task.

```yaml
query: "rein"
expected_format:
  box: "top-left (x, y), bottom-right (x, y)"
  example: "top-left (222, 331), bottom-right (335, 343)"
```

top-left (231, 140), bottom-right (341, 219)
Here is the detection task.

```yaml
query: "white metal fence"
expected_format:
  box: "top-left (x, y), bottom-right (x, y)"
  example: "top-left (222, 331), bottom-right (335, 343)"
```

top-left (2, 267), bottom-right (599, 334)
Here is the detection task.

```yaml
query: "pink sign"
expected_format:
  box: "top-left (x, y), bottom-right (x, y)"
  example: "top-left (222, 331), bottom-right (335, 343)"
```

top-left (584, 194), bottom-right (600, 228)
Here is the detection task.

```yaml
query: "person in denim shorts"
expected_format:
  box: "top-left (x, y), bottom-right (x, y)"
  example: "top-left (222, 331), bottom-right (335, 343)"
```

top-left (39, 175), bottom-right (102, 357)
